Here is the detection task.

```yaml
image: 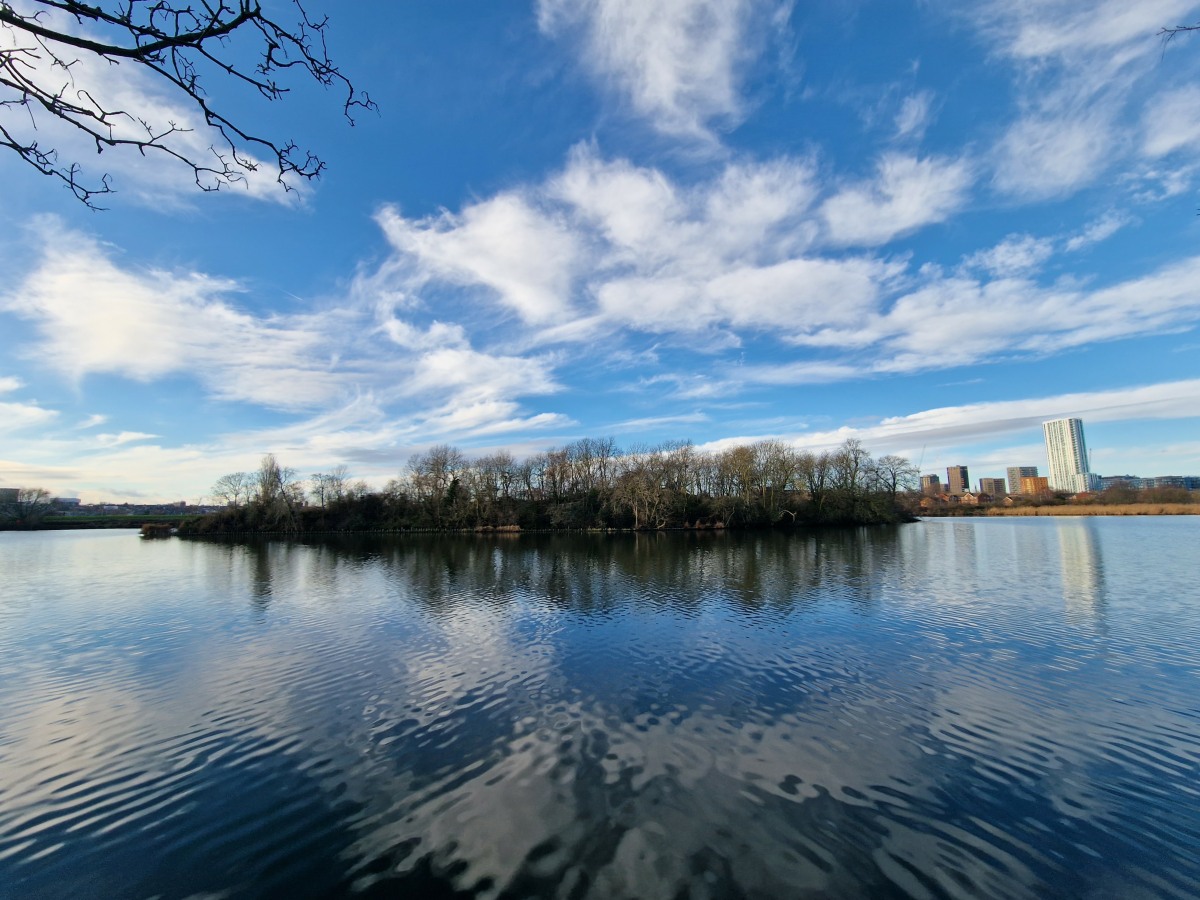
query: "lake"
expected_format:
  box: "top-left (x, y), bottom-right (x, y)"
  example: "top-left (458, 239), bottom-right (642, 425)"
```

top-left (1, 519), bottom-right (1198, 899)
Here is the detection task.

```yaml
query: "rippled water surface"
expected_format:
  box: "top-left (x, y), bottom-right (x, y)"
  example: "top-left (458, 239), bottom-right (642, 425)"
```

top-left (1, 519), bottom-right (1199, 899)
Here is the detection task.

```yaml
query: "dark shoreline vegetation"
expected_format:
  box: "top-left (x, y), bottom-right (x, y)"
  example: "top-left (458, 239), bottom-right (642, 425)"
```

top-left (178, 438), bottom-right (920, 536)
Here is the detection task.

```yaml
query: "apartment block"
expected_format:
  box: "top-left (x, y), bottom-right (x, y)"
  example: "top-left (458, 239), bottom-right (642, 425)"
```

top-left (1021, 476), bottom-right (1051, 496)
top-left (946, 465), bottom-right (969, 495)
top-left (1006, 466), bottom-right (1038, 494)
top-left (1043, 418), bottom-right (1099, 493)
top-left (978, 478), bottom-right (1007, 495)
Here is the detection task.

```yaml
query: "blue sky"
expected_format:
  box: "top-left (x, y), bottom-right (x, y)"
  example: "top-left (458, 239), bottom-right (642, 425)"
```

top-left (2, 0), bottom-right (1200, 502)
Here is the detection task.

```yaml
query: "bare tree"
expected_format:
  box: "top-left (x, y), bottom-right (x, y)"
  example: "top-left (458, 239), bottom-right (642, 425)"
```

top-left (0, 0), bottom-right (374, 206)
top-left (872, 454), bottom-right (918, 500)
top-left (252, 452), bottom-right (301, 529)
top-left (753, 440), bottom-right (799, 519)
top-left (408, 444), bottom-right (467, 525)
top-left (797, 449), bottom-right (833, 518)
top-left (310, 464), bottom-right (350, 508)
top-left (211, 470), bottom-right (251, 506)
top-left (0, 486), bottom-right (53, 523)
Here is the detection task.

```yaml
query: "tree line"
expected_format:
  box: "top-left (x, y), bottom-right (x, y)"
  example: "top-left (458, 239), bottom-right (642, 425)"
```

top-left (183, 438), bottom-right (919, 535)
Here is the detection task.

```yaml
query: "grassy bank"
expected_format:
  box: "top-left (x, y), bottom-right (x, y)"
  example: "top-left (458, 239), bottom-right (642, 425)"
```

top-left (0, 514), bottom-right (185, 531)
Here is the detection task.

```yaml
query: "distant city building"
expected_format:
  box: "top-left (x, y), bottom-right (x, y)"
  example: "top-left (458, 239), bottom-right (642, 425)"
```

top-left (1100, 475), bottom-right (1142, 491)
top-left (1043, 418), bottom-right (1100, 493)
top-left (1006, 466), bottom-right (1038, 494)
top-left (946, 465), bottom-right (969, 495)
top-left (1021, 475), bottom-right (1051, 496)
top-left (978, 478), bottom-right (1007, 495)
top-left (53, 497), bottom-right (81, 507)
top-left (920, 474), bottom-right (941, 495)
top-left (0, 487), bottom-right (17, 504)
top-left (1145, 475), bottom-right (1200, 490)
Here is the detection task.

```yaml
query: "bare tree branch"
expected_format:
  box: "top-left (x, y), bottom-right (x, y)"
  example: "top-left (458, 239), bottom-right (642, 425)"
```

top-left (1160, 22), bottom-right (1200, 42)
top-left (0, 0), bottom-right (375, 207)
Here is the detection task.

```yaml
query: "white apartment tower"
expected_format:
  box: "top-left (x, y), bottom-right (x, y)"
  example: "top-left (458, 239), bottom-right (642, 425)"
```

top-left (1042, 418), bottom-right (1099, 493)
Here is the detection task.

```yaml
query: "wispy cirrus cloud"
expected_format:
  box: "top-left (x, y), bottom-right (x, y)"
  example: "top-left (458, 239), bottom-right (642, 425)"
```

top-left (1141, 84), bottom-right (1200, 158)
top-left (76, 414), bottom-right (109, 430)
top-left (894, 91), bottom-right (936, 141)
top-left (1063, 211), bottom-right (1131, 251)
top-left (95, 432), bottom-right (160, 448)
top-left (966, 0), bottom-right (1200, 200)
top-left (993, 110), bottom-right (1120, 200)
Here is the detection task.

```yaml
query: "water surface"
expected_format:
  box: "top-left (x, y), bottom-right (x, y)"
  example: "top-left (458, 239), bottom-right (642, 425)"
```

top-left (1, 519), bottom-right (1198, 898)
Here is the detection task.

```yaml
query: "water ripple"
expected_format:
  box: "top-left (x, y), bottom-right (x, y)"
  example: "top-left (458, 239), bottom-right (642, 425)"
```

top-left (0, 524), bottom-right (1198, 898)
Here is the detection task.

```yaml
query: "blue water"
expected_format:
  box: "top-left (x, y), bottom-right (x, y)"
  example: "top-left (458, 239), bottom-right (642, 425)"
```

top-left (0, 518), bottom-right (1197, 898)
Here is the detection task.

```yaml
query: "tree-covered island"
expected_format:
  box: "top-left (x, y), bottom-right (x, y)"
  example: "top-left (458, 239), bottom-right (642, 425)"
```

top-left (178, 438), bottom-right (919, 536)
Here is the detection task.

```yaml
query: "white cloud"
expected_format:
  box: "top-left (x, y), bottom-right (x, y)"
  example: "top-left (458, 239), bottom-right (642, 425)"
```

top-left (0, 219), bottom-right (570, 469)
top-left (1142, 85), bottom-right (1200, 157)
top-left (961, 234), bottom-right (1055, 277)
top-left (980, 0), bottom-right (1194, 62)
top-left (894, 91), bottom-right (934, 140)
top-left (377, 195), bottom-right (582, 325)
top-left (595, 255), bottom-right (890, 338)
top-left (967, 0), bottom-right (1200, 201)
top-left (692, 378), bottom-right (1200, 460)
top-left (552, 148), bottom-right (819, 269)
top-left (1064, 212), bottom-right (1131, 251)
top-left (821, 154), bottom-right (973, 247)
top-left (0, 400), bottom-right (58, 431)
top-left (372, 146), bottom-right (906, 346)
top-left (0, 375), bottom-right (56, 432)
top-left (1122, 161), bottom-right (1198, 202)
top-left (993, 112), bottom-right (1118, 199)
top-left (2, 221), bottom-right (345, 409)
top-left (95, 432), bottom-right (160, 448)
top-left (404, 347), bottom-right (560, 406)
top-left (872, 379), bottom-right (1200, 436)
top-left (770, 251), bottom-right (1200, 378)
top-left (537, 0), bottom-right (787, 139)
top-left (363, 141), bottom-right (1200, 388)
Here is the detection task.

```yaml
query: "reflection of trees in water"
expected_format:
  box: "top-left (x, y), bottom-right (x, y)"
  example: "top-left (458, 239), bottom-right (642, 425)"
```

top-left (247, 541), bottom-right (275, 613)
top-left (254, 530), bottom-right (908, 619)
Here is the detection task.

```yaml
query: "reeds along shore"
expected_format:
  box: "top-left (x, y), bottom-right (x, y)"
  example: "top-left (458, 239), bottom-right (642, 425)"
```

top-left (984, 503), bottom-right (1199, 516)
